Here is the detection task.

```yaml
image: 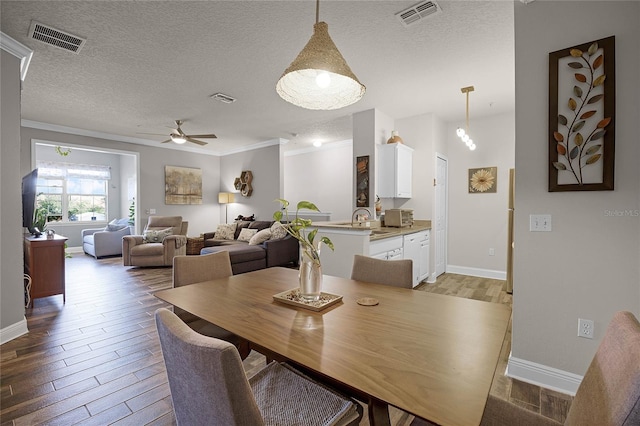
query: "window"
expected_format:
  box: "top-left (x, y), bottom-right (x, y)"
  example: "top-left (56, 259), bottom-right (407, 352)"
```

top-left (36, 161), bottom-right (110, 223)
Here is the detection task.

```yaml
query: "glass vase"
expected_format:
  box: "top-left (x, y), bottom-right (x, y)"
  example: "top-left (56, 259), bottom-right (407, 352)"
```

top-left (299, 247), bottom-right (322, 301)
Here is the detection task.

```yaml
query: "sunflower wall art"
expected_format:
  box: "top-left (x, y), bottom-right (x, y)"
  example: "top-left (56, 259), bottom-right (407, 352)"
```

top-left (469, 167), bottom-right (497, 194)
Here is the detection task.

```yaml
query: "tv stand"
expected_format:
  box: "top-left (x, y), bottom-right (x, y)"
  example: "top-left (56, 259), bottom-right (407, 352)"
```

top-left (23, 234), bottom-right (67, 304)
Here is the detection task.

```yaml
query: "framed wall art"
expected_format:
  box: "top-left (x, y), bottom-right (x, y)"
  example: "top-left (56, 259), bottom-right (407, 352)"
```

top-left (356, 155), bottom-right (369, 207)
top-left (549, 36), bottom-right (615, 192)
top-left (469, 167), bottom-right (497, 193)
top-left (165, 165), bottom-right (202, 205)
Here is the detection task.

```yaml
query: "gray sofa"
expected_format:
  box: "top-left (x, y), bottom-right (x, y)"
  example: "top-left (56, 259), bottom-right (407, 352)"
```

top-left (202, 220), bottom-right (299, 274)
top-left (82, 222), bottom-right (131, 258)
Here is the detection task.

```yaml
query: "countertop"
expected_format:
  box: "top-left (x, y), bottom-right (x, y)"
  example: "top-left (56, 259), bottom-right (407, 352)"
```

top-left (311, 219), bottom-right (431, 241)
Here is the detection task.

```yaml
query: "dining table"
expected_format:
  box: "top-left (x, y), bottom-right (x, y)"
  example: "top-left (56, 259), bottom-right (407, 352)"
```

top-left (154, 267), bottom-right (511, 426)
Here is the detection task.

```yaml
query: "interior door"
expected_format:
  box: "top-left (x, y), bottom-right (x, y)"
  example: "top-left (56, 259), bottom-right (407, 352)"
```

top-left (435, 155), bottom-right (448, 278)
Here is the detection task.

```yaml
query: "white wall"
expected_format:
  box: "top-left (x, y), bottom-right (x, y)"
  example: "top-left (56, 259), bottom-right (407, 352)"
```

top-left (447, 111), bottom-right (515, 277)
top-left (284, 142), bottom-right (353, 221)
top-left (512, 0), bottom-right (640, 391)
top-left (0, 48), bottom-right (28, 342)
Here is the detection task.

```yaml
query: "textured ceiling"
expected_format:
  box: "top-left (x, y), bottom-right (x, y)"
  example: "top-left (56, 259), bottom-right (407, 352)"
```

top-left (1, 1), bottom-right (515, 155)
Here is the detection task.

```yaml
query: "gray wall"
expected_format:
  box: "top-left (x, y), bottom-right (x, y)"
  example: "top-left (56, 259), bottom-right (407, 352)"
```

top-left (512, 0), bottom-right (639, 388)
top-left (0, 49), bottom-right (27, 338)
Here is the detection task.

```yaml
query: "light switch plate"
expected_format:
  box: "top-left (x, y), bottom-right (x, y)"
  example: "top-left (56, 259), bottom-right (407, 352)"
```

top-left (530, 214), bottom-right (552, 232)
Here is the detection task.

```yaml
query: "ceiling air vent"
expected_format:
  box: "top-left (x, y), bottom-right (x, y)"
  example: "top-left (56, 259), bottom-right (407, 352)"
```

top-left (210, 93), bottom-right (237, 104)
top-left (396, 1), bottom-right (442, 27)
top-left (28, 21), bottom-right (86, 54)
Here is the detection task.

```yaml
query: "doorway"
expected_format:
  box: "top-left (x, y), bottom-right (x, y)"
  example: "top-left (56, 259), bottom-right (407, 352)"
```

top-left (434, 154), bottom-right (448, 278)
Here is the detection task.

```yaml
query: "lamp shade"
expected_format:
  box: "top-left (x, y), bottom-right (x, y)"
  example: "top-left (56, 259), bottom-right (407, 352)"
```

top-left (276, 22), bottom-right (365, 110)
top-left (218, 192), bottom-right (235, 204)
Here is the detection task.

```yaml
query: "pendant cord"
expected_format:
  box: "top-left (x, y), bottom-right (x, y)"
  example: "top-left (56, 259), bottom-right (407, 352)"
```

top-left (465, 91), bottom-right (470, 133)
top-left (316, 0), bottom-right (320, 23)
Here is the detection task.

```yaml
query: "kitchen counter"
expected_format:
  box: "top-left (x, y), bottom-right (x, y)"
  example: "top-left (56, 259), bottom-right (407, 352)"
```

top-left (311, 219), bottom-right (431, 241)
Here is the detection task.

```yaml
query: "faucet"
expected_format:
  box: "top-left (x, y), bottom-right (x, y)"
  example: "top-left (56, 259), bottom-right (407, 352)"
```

top-left (351, 208), bottom-right (372, 226)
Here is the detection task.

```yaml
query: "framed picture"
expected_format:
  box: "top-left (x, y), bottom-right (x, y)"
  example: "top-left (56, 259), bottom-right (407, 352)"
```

top-left (165, 165), bottom-right (202, 205)
top-left (549, 36), bottom-right (615, 192)
top-left (356, 155), bottom-right (369, 207)
top-left (469, 167), bottom-right (497, 193)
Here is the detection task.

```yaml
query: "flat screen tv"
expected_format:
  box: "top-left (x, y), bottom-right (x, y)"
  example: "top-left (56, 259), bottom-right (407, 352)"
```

top-left (22, 168), bottom-right (40, 235)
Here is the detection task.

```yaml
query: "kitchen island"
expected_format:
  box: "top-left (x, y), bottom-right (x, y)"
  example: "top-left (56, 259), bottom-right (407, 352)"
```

top-left (309, 220), bottom-right (431, 286)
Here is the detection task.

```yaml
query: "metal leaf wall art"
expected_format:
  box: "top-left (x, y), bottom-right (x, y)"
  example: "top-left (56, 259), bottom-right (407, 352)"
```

top-left (548, 36), bottom-right (615, 192)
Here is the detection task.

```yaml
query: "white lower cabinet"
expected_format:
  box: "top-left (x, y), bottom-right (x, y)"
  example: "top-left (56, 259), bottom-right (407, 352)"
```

top-left (369, 231), bottom-right (430, 288)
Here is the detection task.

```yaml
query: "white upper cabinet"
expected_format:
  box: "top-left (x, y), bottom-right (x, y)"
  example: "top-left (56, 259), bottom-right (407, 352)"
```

top-left (377, 143), bottom-right (413, 198)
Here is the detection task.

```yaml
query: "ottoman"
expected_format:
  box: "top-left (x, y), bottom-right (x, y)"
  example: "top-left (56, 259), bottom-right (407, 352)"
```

top-left (200, 244), bottom-right (266, 275)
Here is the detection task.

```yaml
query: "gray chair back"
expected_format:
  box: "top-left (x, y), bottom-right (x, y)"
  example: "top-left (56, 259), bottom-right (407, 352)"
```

top-left (565, 310), bottom-right (640, 426)
top-left (351, 254), bottom-right (413, 288)
top-left (155, 308), bottom-right (264, 425)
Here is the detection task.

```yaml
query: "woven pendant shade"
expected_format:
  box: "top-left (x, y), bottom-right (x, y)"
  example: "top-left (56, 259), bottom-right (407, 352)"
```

top-left (276, 21), bottom-right (366, 110)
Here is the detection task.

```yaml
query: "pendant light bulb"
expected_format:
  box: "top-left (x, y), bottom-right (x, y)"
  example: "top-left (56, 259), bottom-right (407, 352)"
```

top-left (456, 128), bottom-right (465, 138)
top-left (315, 71), bottom-right (331, 88)
top-left (466, 138), bottom-right (473, 147)
top-left (462, 134), bottom-right (470, 143)
top-left (469, 143), bottom-right (477, 151)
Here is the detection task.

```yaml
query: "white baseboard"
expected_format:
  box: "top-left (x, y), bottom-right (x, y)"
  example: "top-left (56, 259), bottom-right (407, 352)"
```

top-left (67, 246), bottom-right (83, 254)
top-left (507, 355), bottom-right (582, 396)
top-left (0, 317), bottom-right (29, 345)
top-left (446, 264), bottom-right (506, 280)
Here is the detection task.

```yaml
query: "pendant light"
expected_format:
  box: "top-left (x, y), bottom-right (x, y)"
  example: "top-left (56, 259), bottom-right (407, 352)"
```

top-left (276, 0), bottom-right (366, 110)
top-left (456, 86), bottom-right (477, 151)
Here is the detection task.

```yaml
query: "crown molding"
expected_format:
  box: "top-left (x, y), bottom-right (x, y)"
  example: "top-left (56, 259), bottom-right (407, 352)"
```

top-left (0, 32), bottom-right (33, 81)
top-left (284, 139), bottom-right (352, 157)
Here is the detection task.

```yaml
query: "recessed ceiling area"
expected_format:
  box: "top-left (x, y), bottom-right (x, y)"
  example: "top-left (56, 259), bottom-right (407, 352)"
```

top-left (0, 1), bottom-right (515, 155)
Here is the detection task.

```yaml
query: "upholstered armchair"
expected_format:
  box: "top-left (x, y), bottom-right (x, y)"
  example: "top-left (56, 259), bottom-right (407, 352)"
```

top-left (82, 225), bottom-right (131, 258)
top-left (123, 216), bottom-right (188, 267)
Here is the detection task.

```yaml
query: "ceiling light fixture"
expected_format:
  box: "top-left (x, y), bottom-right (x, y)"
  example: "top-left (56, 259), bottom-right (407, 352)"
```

top-left (170, 134), bottom-right (187, 144)
top-left (456, 86), bottom-right (477, 151)
top-left (276, 0), bottom-right (366, 110)
top-left (313, 140), bottom-right (322, 147)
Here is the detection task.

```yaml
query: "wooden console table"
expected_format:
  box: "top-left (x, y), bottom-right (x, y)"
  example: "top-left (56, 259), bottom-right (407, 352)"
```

top-left (24, 234), bottom-right (68, 304)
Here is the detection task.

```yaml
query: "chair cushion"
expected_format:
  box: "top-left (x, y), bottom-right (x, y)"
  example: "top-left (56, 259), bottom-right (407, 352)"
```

top-left (131, 242), bottom-right (165, 256)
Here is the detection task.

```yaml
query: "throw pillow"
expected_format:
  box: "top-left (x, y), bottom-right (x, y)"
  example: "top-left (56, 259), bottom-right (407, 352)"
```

top-left (143, 228), bottom-right (172, 243)
top-left (270, 221), bottom-right (288, 240)
top-left (214, 223), bottom-right (237, 240)
top-left (238, 228), bottom-right (258, 242)
top-left (248, 228), bottom-right (271, 245)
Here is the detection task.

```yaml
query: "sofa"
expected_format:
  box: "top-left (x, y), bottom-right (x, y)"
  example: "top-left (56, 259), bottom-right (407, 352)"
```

top-left (123, 216), bottom-right (188, 267)
top-left (82, 218), bottom-right (131, 258)
top-left (201, 220), bottom-right (299, 275)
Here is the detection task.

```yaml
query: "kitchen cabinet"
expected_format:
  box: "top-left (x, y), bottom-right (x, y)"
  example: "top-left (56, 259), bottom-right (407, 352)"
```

top-left (403, 230), bottom-right (430, 287)
top-left (369, 236), bottom-right (403, 261)
top-left (377, 143), bottom-right (413, 198)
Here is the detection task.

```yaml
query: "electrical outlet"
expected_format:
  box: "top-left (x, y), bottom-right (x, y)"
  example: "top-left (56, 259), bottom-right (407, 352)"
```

top-left (489, 248), bottom-right (495, 256)
top-left (578, 318), bottom-right (594, 339)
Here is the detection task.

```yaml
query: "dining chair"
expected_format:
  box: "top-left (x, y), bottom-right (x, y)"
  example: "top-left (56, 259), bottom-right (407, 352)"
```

top-left (411, 310), bottom-right (640, 426)
top-left (350, 254), bottom-right (413, 288)
top-left (172, 251), bottom-right (249, 359)
top-left (155, 307), bottom-right (363, 426)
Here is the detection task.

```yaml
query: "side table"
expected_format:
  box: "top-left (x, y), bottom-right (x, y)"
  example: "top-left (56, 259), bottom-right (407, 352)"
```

top-left (186, 236), bottom-right (205, 255)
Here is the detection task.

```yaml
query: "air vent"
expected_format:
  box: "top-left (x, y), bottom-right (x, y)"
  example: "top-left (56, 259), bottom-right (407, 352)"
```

top-left (396, 1), bottom-right (442, 27)
top-left (28, 21), bottom-right (85, 54)
top-left (210, 93), bottom-right (237, 104)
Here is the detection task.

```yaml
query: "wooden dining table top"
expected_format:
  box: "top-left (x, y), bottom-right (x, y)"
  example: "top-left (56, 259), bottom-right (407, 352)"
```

top-left (154, 267), bottom-right (511, 426)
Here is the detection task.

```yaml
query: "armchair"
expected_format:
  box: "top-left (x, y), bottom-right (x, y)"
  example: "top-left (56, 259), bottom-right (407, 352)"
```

top-left (123, 216), bottom-right (188, 267)
top-left (82, 225), bottom-right (131, 258)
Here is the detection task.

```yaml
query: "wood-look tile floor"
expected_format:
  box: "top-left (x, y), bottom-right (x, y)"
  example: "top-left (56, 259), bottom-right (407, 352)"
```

top-left (1, 255), bottom-right (572, 425)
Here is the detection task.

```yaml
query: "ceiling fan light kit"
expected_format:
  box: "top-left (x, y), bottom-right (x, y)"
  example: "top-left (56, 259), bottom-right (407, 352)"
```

top-left (456, 86), bottom-right (477, 151)
top-left (158, 120), bottom-right (217, 146)
top-left (276, 0), bottom-right (365, 110)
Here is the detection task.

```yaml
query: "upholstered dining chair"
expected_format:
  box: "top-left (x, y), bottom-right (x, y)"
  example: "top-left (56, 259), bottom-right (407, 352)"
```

top-left (172, 251), bottom-right (249, 359)
top-left (122, 215), bottom-right (188, 267)
top-left (351, 254), bottom-right (413, 288)
top-left (411, 310), bottom-right (640, 426)
top-left (155, 308), bottom-right (363, 426)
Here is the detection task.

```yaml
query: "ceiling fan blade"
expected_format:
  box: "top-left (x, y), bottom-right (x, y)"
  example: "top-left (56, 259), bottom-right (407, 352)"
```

top-left (160, 139), bottom-right (172, 144)
top-left (186, 133), bottom-right (217, 139)
top-left (186, 137), bottom-right (208, 146)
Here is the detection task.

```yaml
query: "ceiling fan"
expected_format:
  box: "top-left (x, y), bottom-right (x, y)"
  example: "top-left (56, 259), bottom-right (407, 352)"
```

top-left (143, 120), bottom-right (217, 146)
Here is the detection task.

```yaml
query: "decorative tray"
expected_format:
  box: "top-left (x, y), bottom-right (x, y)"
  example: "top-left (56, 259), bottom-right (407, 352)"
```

top-left (273, 288), bottom-right (343, 312)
